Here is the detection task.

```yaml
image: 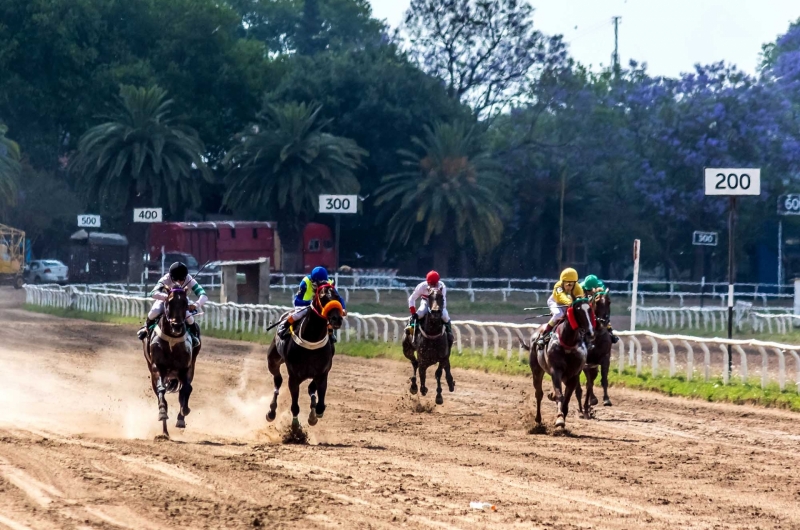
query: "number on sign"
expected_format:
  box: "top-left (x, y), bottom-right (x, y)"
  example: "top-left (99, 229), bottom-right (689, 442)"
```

top-left (80, 216), bottom-right (98, 226)
top-left (139, 210), bottom-right (157, 220)
top-left (715, 172), bottom-right (751, 191)
top-left (324, 198), bottom-right (351, 211)
top-left (785, 196), bottom-right (800, 212)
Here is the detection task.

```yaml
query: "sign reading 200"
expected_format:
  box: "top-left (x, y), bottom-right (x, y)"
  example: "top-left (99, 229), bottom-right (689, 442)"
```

top-left (703, 168), bottom-right (761, 196)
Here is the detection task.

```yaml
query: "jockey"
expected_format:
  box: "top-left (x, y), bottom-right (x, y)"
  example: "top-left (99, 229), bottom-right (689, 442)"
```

top-left (137, 261), bottom-right (208, 345)
top-left (407, 270), bottom-right (453, 345)
top-left (536, 267), bottom-right (585, 349)
top-left (277, 266), bottom-right (345, 340)
top-left (580, 274), bottom-right (619, 344)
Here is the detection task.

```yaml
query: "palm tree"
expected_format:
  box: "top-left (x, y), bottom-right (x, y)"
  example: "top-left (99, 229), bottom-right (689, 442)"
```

top-left (375, 122), bottom-right (508, 275)
top-left (223, 102), bottom-right (367, 271)
top-left (0, 123), bottom-right (21, 206)
top-left (71, 85), bottom-right (210, 281)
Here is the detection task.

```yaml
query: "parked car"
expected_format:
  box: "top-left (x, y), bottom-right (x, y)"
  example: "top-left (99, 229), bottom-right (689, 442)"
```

top-left (26, 260), bottom-right (69, 284)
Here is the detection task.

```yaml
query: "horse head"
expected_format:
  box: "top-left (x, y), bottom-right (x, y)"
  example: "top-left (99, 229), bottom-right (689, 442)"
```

top-left (165, 287), bottom-right (189, 335)
top-left (315, 283), bottom-right (344, 330)
top-left (591, 290), bottom-right (611, 328)
top-left (567, 297), bottom-right (595, 340)
top-left (427, 287), bottom-right (444, 323)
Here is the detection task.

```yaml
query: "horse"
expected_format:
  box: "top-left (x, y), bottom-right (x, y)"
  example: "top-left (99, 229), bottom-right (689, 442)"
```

top-left (266, 283), bottom-right (344, 429)
top-left (402, 287), bottom-right (455, 405)
top-left (142, 286), bottom-right (200, 439)
top-left (575, 291), bottom-right (614, 418)
top-left (528, 297), bottom-right (595, 429)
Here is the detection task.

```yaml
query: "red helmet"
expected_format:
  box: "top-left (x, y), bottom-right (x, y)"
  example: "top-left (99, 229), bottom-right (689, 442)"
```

top-left (426, 270), bottom-right (440, 285)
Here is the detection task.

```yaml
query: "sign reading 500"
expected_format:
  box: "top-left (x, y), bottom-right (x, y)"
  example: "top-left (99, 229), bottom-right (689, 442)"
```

top-left (318, 195), bottom-right (358, 214)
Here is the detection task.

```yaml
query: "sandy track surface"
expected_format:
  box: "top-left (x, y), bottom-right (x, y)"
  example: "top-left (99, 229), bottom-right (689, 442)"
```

top-left (1, 289), bottom-right (799, 529)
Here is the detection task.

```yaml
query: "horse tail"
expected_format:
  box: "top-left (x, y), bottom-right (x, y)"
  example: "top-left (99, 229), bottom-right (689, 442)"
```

top-left (515, 330), bottom-right (531, 351)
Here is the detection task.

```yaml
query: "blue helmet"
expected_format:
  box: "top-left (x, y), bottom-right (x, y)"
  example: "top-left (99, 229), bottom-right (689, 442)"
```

top-left (310, 266), bottom-right (329, 283)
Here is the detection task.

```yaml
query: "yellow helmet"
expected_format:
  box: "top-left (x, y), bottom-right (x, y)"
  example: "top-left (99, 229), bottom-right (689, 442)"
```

top-left (560, 267), bottom-right (579, 282)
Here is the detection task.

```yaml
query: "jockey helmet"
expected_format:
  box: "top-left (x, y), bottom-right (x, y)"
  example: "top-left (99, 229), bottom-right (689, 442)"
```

top-left (426, 270), bottom-right (440, 285)
top-left (169, 262), bottom-right (189, 282)
top-left (582, 274), bottom-right (604, 291)
top-left (310, 266), bottom-right (329, 283)
top-left (559, 267), bottom-right (579, 283)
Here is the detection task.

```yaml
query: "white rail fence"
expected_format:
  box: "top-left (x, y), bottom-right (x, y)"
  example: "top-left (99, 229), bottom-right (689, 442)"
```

top-left (636, 305), bottom-right (798, 334)
top-left (24, 285), bottom-right (800, 393)
top-left (132, 271), bottom-right (794, 306)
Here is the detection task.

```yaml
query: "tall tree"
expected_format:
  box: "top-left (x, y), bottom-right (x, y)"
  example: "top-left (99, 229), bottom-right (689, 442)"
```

top-left (223, 102), bottom-right (367, 271)
top-left (71, 85), bottom-right (210, 280)
top-left (375, 122), bottom-right (507, 274)
top-left (402, 0), bottom-right (567, 117)
top-left (0, 123), bottom-right (21, 206)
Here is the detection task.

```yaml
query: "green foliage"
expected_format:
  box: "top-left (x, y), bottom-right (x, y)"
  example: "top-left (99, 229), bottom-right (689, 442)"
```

top-left (375, 122), bottom-right (508, 257)
top-left (223, 102), bottom-right (367, 234)
top-left (70, 85), bottom-right (210, 216)
top-left (0, 123), bottom-right (21, 206)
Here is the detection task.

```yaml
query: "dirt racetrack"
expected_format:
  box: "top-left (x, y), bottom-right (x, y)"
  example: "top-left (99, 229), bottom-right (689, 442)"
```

top-left (1, 289), bottom-right (800, 529)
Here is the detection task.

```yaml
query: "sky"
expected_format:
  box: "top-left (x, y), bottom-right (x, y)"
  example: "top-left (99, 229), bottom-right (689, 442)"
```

top-left (369, 0), bottom-right (800, 78)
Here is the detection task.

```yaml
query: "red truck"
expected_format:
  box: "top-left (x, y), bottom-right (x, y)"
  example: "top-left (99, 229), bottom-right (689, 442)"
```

top-left (148, 221), bottom-right (335, 273)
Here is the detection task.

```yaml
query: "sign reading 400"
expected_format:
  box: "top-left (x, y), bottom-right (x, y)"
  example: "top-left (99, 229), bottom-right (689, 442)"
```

top-left (318, 194), bottom-right (358, 214)
top-left (133, 208), bottom-right (163, 223)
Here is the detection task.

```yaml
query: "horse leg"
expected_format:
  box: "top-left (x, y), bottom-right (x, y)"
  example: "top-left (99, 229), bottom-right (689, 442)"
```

top-left (561, 376), bottom-right (579, 428)
top-left (176, 369), bottom-right (192, 429)
top-left (575, 376), bottom-right (584, 415)
top-left (434, 364), bottom-right (444, 405)
top-left (584, 366), bottom-right (598, 419)
top-left (404, 336), bottom-right (419, 394)
top-left (307, 381), bottom-right (318, 426)
top-left (418, 362), bottom-right (429, 397)
top-left (266, 345), bottom-right (283, 422)
top-left (314, 373), bottom-right (328, 419)
top-left (288, 373), bottom-right (302, 429)
top-left (532, 364), bottom-right (545, 426)
top-left (551, 372), bottom-right (566, 428)
top-left (444, 359), bottom-right (455, 392)
top-left (601, 357), bottom-right (612, 406)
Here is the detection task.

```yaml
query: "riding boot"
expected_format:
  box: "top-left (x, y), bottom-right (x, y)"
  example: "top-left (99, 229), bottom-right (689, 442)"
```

top-left (137, 318), bottom-right (156, 341)
top-left (536, 323), bottom-right (554, 350)
top-left (405, 314), bottom-right (418, 334)
top-left (444, 320), bottom-right (454, 348)
top-left (188, 322), bottom-right (201, 348)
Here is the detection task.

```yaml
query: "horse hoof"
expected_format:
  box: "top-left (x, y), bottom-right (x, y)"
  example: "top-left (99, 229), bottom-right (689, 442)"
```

top-left (420, 386), bottom-right (428, 396)
top-left (590, 396), bottom-right (599, 406)
top-left (555, 416), bottom-right (565, 428)
top-left (409, 384), bottom-right (418, 395)
top-left (547, 392), bottom-right (557, 402)
top-left (603, 399), bottom-right (613, 407)
top-left (308, 410), bottom-right (318, 426)
top-left (176, 418), bottom-right (186, 429)
top-left (291, 417), bottom-right (301, 429)
top-left (266, 410), bottom-right (277, 422)
top-left (181, 406), bottom-right (191, 417)
top-left (158, 410), bottom-right (168, 421)
top-left (317, 412), bottom-right (324, 419)
top-left (447, 381), bottom-right (455, 392)
top-left (435, 393), bottom-right (443, 405)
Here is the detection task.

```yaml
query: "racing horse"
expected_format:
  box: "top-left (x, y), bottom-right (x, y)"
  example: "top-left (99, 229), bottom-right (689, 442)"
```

top-left (266, 283), bottom-right (344, 428)
top-left (527, 297), bottom-right (595, 429)
top-left (576, 290), bottom-right (614, 418)
top-left (403, 287), bottom-right (455, 405)
top-left (142, 286), bottom-right (200, 439)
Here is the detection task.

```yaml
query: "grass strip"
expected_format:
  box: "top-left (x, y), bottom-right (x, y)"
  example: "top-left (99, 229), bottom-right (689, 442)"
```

top-left (24, 304), bottom-right (800, 412)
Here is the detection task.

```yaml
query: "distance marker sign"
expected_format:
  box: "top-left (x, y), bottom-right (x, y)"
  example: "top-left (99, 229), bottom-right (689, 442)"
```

top-left (692, 231), bottom-right (718, 246)
top-left (318, 195), bottom-right (358, 214)
top-left (77, 214), bottom-right (101, 228)
top-left (703, 168), bottom-right (760, 196)
top-left (133, 208), bottom-right (163, 223)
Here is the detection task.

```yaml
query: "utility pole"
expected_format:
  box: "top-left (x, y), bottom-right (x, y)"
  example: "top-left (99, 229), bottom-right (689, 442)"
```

top-left (612, 16), bottom-right (622, 77)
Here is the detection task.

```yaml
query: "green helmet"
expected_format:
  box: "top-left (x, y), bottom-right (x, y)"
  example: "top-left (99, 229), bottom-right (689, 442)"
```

top-left (581, 274), bottom-right (605, 291)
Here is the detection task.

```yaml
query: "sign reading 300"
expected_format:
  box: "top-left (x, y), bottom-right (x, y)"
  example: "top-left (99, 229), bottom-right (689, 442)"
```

top-left (318, 195), bottom-right (358, 214)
